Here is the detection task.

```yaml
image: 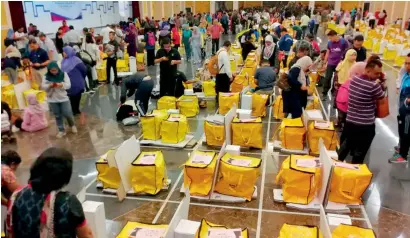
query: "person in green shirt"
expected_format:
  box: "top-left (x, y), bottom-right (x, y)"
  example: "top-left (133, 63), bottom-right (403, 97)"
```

top-left (291, 23), bottom-right (303, 40)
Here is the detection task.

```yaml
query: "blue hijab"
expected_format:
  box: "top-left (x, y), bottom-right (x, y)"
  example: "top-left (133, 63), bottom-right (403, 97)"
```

top-left (61, 46), bottom-right (83, 73)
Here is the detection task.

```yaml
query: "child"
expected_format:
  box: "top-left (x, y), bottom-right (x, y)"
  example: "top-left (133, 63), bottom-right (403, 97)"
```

top-left (1, 150), bottom-right (22, 205)
top-left (14, 94), bottom-right (48, 132)
top-left (1, 101), bottom-right (14, 142)
top-left (310, 50), bottom-right (327, 86)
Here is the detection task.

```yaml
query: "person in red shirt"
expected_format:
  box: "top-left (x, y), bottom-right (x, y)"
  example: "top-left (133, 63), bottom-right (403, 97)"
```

top-left (61, 20), bottom-right (70, 34)
top-left (1, 150), bottom-right (22, 206)
top-left (305, 33), bottom-right (320, 56)
top-left (208, 19), bottom-right (224, 54)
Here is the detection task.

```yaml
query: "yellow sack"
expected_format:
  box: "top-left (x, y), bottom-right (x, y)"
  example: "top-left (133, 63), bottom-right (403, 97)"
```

top-left (382, 47), bottom-right (397, 61)
top-left (160, 114), bottom-right (189, 144)
top-left (249, 76), bottom-right (257, 89)
top-left (230, 75), bottom-right (248, 93)
top-left (203, 80), bottom-right (216, 96)
top-left (230, 58), bottom-right (237, 72)
top-left (329, 163), bottom-right (372, 204)
top-left (395, 55), bottom-right (406, 67)
top-left (372, 41), bottom-right (380, 53)
top-left (183, 81), bottom-right (193, 89)
top-left (116, 59), bottom-right (129, 72)
top-left (275, 155), bottom-right (321, 204)
top-left (244, 58), bottom-right (256, 68)
top-left (332, 224), bottom-right (375, 238)
top-left (2, 90), bottom-right (18, 109)
top-left (240, 65), bottom-right (257, 77)
top-left (157, 96), bottom-right (177, 110)
top-left (116, 222), bottom-right (168, 238)
top-left (97, 66), bottom-right (106, 81)
top-left (130, 151), bottom-right (167, 195)
top-left (306, 95), bottom-right (320, 110)
top-left (140, 109), bottom-right (168, 140)
top-left (184, 151), bottom-right (217, 196)
top-left (95, 150), bottom-right (121, 189)
top-left (214, 153), bottom-right (261, 201)
top-left (177, 95), bottom-right (199, 117)
top-left (307, 121), bottom-right (338, 155)
top-left (251, 93), bottom-right (269, 117)
top-left (279, 118), bottom-right (306, 150)
top-left (204, 120), bottom-right (225, 147)
top-left (218, 92), bottom-right (239, 115)
top-left (273, 95), bottom-right (285, 119)
top-left (279, 224), bottom-right (323, 238)
top-left (136, 53), bottom-right (145, 63)
top-left (195, 219), bottom-right (249, 238)
top-left (232, 117), bottom-right (263, 149)
top-left (23, 89), bottom-right (46, 106)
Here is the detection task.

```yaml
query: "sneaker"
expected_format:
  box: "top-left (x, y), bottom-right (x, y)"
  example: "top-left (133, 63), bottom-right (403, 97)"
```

top-left (71, 126), bottom-right (78, 134)
top-left (56, 131), bottom-right (66, 138)
top-left (12, 125), bottom-right (20, 132)
top-left (394, 146), bottom-right (400, 153)
top-left (388, 153), bottom-right (408, 164)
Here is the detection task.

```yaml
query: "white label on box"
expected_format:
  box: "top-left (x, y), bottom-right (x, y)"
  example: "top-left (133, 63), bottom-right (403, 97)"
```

top-left (130, 227), bottom-right (166, 237)
top-left (101, 152), bottom-right (108, 161)
top-left (228, 158), bottom-right (251, 167)
top-left (327, 214), bottom-right (352, 226)
top-left (168, 116), bottom-right (181, 122)
top-left (334, 162), bottom-right (360, 170)
top-left (138, 154), bottom-right (156, 165)
top-left (191, 154), bottom-right (213, 165)
top-left (208, 228), bottom-right (242, 238)
top-left (296, 159), bottom-right (321, 168)
top-left (314, 121), bottom-right (331, 129)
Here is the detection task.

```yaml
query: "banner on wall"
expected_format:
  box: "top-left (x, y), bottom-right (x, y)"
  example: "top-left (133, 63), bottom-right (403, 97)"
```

top-left (48, 1), bottom-right (83, 21)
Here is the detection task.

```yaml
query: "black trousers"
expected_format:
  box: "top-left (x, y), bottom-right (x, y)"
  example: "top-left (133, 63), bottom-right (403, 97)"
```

top-left (106, 57), bottom-right (118, 84)
top-left (173, 44), bottom-right (180, 50)
top-left (147, 49), bottom-right (155, 66)
top-left (323, 65), bottom-right (337, 96)
top-left (398, 115), bottom-right (410, 159)
top-left (85, 64), bottom-right (95, 91)
top-left (369, 19), bottom-right (376, 29)
top-left (314, 24), bottom-right (319, 36)
top-left (159, 74), bottom-right (176, 97)
top-left (222, 24), bottom-right (228, 34)
top-left (212, 38), bottom-right (219, 54)
top-left (301, 25), bottom-right (308, 38)
top-left (69, 94), bottom-right (82, 115)
top-left (215, 73), bottom-right (231, 101)
top-left (338, 122), bottom-right (375, 164)
top-left (134, 79), bottom-right (154, 116)
top-left (282, 55), bottom-right (289, 68)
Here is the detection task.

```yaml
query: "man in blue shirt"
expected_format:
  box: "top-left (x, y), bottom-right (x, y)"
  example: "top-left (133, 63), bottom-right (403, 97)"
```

top-left (278, 28), bottom-right (293, 68)
top-left (28, 39), bottom-right (49, 88)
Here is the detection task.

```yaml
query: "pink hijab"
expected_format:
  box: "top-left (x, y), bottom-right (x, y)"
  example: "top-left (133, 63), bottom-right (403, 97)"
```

top-left (348, 62), bottom-right (366, 81)
top-left (336, 62), bottom-right (366, 112)
top-left (26, 94), bottom-right (44, 115)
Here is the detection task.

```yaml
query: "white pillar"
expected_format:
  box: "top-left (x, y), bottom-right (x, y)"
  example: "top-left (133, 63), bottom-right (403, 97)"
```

top-left (389, 1), bottom-right (395, 24)
top-left (334, 1), bottom-right (341, 13)
top-left (172, 2), bottom-right (174, 16)
top-left (233, 1), bottom-right (239, 11)
top-left (381, 1), bottom-right (385, 11)
top-left (139, 2), bottom-right (144, 19)
top-left (193, 2), bottom-right (196, 14)
top-left (148, 2), bottom-right (152, 18)
top-left (403, 1), bottom-right (409, 29)
top-left (162, 2), bottom-right (165, 19)
top-left (210, 1), bottom-right (215, 14)
top-left (309, 1), bottom-right (315, 15)
top-left (182, 1), bottom-right (185, 12)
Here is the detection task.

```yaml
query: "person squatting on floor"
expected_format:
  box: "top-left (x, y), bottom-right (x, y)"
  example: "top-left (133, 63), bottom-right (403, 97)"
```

top-left (120, 72), bottom-right (154, 116)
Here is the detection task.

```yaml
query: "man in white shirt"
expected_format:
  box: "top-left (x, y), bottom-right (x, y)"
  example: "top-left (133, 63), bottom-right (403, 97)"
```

top-left (215, 41), bottom-right (234, 101)
top-left (114, 25), bottom-right (124, 44)
top-left (39, 32), bottom-right (59, 62)
top-left (62, 26), bottom-right (81, 46)
top-left (100, 24), bottom-right (114, 44)
top-left (366, 12), bottom-right (376, 29)
top-left (300, 13), bottom-right (310, 38)
top-left (14, 27), bottom-right (27, 55)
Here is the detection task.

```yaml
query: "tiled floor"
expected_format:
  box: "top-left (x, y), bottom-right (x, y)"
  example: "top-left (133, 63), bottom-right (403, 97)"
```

top-left (3, 31), bottom-right (410, 237)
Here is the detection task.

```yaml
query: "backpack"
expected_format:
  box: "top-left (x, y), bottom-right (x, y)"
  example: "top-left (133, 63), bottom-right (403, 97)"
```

top-left (335, 80), bottom-right (350, 112)
top-left (116, 104), bottom-right (135, 121)
top-left (147, 32), bottom-right (155, 46)
top-left (77, 50), bottom-right (96, 67)
top-left (207, 49), bottom-right (225, 76)
top-left (277, 72), bottom-right (290, 90)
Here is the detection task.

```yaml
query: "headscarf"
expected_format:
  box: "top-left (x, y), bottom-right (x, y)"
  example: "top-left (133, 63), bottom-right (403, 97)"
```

top-left (61, 46), bottom-right (83, 73)
top-left (45, 61), bottom-right (65, 83)
top-left (128, 23), bottom-right (137, 35)
top-left (336, 49), bottom-right (357, 84)
top-left (159, 26), bottom-right (170, 37)
top-left (348, 62), bottom-right (366, 81)
top-left (263, 35), bottom-right (275, 59)
top-left (192, 26), bottom-right (200, 36)
top-left (26, 93), bottom-right (44, 115)
top-left (291, 56), bottom-right (313, 86)
top-left (6, 45), bottom-right (21, 58)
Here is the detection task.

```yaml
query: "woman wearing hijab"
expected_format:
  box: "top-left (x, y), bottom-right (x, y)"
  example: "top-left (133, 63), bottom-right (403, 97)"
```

top-left (191, 26), bottom-right (202, 64)
top-left (41, 62), bottom-right (77, 138)
top-left (258, 34), bottom-right (279, 71)
top-left (336, 62), bottom-right (366, 131)
top-left (3, 46), bottom-right (22, 84)
top-left (335, 49), bottom-right (357, 88)
top-left (55, 27), bottom-right (64, 54)
top-left (282, 56), bottom-right (313, 118)
top-left (158, 25), bottom-right (171, 45)
top-left (125, 23), bottom-right (137, 57)
top-left (182, 24), bottom-right (192, 61)
top-left (15, 94), bottom-right (48, 132)
top-left (377, 10), bottom-right (387, 26)
top-left (61, 46), bottom-right (86, 115)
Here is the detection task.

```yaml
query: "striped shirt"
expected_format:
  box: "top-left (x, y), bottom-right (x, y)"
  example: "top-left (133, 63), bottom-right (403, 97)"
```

top-left (347, 75), bottom-right (385, 125)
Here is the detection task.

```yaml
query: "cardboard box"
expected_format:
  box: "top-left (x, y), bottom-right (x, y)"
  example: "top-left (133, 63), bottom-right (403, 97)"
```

top-left (174, 219), bottom-right (201, 238)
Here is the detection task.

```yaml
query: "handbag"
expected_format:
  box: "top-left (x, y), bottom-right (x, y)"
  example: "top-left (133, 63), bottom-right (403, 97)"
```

top-left (376, 90), bottom-right (389, 118)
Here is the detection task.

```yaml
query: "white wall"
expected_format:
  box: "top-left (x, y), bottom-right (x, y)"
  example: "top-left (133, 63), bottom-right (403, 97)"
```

top-left (23, 1), bottom-right (132, 35)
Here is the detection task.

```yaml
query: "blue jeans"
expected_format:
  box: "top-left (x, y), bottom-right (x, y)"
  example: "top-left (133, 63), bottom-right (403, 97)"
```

top-left (49, 101), bottom-right (75, 132)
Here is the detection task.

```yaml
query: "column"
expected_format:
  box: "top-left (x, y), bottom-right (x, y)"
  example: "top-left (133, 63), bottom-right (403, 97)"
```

top-left (389, 1), bottom-right (395, 24)
top-left (403, 1), bottom-right (409, 30)
top-left (182, 1), bottom-right (185, 12)
top-left (334, 1), bottom-right (341, 13)
top-left (210, 1), bottom-right (215, 14)
top-left (233, 1), bottom-right (239, 11)
top-left (148, 1), bottom-right (152, 18)
top-left (309, 1), bottom-right (315, 15)
top-left (139, 2), bottom-right (144, 19)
